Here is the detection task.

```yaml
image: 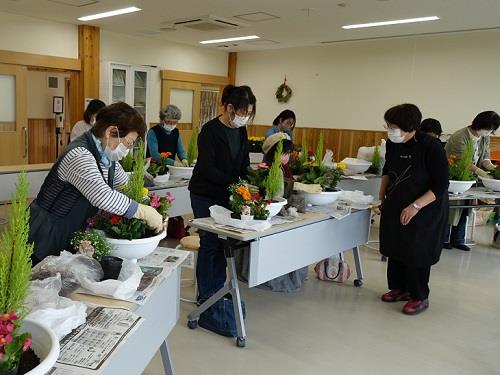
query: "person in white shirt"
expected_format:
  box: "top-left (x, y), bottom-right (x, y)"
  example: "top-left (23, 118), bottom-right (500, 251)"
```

top-left (70, 99), bottom-right (106, 141)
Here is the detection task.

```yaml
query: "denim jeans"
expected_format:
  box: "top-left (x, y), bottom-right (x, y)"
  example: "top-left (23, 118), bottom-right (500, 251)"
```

top-left (190, 193), bottom-right (227, 300)
top-left (444, 209), bottom-right (468, 245)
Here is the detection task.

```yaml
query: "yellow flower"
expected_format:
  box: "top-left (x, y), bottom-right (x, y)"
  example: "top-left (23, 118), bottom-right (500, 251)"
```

top-left (142, 187), bottom-right (149, 196)
top-left (337, 162), bottom-right (347, 170)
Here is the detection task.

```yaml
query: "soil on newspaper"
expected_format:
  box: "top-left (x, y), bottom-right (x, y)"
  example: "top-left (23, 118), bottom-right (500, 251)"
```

top-left (18, 349), bottom-right (40, 374)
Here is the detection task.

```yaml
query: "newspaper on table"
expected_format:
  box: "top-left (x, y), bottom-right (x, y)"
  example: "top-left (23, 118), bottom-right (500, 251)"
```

top-left (48, 306), bottom-right (142, 374)
top-left (130, 247), bottom-right (189, 305)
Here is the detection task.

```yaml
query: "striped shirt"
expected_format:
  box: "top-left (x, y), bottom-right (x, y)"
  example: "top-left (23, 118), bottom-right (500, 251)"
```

top-left (57, 147), bottom-right (135, 217)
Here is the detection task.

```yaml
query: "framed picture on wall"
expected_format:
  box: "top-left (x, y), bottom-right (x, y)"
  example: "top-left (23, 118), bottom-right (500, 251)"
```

top-left (53, 96), bottom-right (64, 114)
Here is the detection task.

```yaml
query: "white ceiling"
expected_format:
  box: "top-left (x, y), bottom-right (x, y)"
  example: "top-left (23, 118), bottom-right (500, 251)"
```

top-left (2, 0), bottom-right (500, 51)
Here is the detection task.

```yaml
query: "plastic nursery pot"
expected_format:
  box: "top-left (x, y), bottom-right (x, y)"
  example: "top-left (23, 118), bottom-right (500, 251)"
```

top-left (99, 256), bottom-right (123, 280)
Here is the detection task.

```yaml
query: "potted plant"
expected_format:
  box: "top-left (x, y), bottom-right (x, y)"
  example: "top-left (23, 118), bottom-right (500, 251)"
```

top-left (448, 139), bottom-right (476, 194)
top-left (229, 180), bottom-right (270, 220)
top-left (0, 172), bottom-right (59, 374)
top-left (70, 231), bottom-right (122, 280)
top-left (147, 152), bottom-right (171, 184)
top-left (90, 139), bottom-right (174, 262)
top-left (263, 140), bottom-right (288, 216)
top-left (169, 130), bottom-right (198, 179)
top-left (248, 136), bottom-right (265, 163)
top-left (120, 150), bottom-right (135, 176)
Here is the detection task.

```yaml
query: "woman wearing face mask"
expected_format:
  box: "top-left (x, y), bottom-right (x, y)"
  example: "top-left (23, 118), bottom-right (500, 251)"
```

top-left (146, 104), bottom-right (188, 167)
top-left (188, 84), bottom-right (256, 336)
top-left (379, 104), bottom-right (449, 315)
top-left (70, 99), bottom-right (106, 142)
top-left (265, 109), bottom-right (296, 141)
top-left (29, 102), bottom-right (164, 265)
top-left (444, 111), bottom-right (500, 251)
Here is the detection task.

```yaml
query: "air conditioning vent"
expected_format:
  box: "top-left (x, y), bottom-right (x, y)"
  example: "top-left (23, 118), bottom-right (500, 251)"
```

top-left (166, 15), bottom-right (246, 32)
top-left (48, 76), bottom-right (58, 89)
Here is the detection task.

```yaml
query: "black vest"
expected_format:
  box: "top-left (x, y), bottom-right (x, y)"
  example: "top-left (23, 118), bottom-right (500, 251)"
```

top-left (146, 125), bottom-right (179, 161)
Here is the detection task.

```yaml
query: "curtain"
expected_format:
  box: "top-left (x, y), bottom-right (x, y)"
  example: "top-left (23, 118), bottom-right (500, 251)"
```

top-left (199, 90), bottom-right (219, 130)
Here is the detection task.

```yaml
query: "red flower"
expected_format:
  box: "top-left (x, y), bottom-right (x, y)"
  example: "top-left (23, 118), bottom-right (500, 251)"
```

top-left (110, 215), bottom-right (122, 225)
top-left (22, 338), bottom-right (32, 352)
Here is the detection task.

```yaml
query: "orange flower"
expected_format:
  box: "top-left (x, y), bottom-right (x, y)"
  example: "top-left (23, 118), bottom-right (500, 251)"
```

top-left (448, 154), bottom-right (457, 166)
top-left (160, 152), bottom-right (172, 158)
top-left (236, 186), bottom-right (251, 201)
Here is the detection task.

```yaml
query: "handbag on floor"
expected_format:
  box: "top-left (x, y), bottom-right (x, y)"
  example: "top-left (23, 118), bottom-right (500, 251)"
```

top-left (314, 253), bottom-right (351, 283)
top-left (167, 216), bottom-right (186, 239)
top-left (198, 298), bottom-right (246, 337)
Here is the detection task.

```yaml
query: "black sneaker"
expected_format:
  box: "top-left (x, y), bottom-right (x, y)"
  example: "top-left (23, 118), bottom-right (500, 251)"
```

top-left (453, 244), bottom-right (471, 251)
top-left (443, 242), bottom-right (453, 249)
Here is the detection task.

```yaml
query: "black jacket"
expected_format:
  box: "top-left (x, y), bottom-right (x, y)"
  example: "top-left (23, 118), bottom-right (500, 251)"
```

top-left (189, 117), bottom-right (250, 206)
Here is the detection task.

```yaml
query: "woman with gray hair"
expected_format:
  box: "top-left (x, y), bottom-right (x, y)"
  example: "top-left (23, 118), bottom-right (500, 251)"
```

top-left (146, 104), bottom-right (188, 166)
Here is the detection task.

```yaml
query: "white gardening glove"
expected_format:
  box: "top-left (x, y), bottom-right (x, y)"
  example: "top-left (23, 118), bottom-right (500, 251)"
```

top-left (482, 159), bottom-right (496, 171)
top-left (293, 182), bottom-right (323, 193)
top-left (182, 159), bottom-right (189, 167)
top-left (244, 183), bottom-right (259, 195)
top-left (133, 203), bottom-right (163, 233)
top-left (144, 157), bottom-right (151, 171)
top-left (474, 168), bottom-right (489, 178)
top-left (174, 160), bottom-right (184, 167)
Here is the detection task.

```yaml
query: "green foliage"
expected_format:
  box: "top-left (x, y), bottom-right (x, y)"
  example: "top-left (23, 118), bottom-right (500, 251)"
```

top-left (0, 172), bottom-right (33, 318)
top-left (316, 132), bottom-right (324, 167)
top-left (489, 167), bottom-right (500, 180)
top-left (120, 151), bottom-right (134, 172)
top-left (264, 140), bottom-right (284, 200)
top-left (247, 166), bottom-right (269, 194)
top-left (71, 230), bottom-right (111, 260)
top-left (299, 164), bottom-right (342, 191)
top-left (449, 140), bottom-right (475, 181)
top-left (108, 218), bottom-right (146, 240)
top-left (252, 199), bottom-right (270, 219)
top-left (372, 145), bottom-right (381, 169)
top-left (187, 129), bottom-right (199, 166)
top-left (125, 138), bottom-right (146, 201)
top-left (300, 137), bottom-right (308, 164)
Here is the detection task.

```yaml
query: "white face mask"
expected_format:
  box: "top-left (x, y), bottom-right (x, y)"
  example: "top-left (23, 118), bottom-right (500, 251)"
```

top-left (387, 128), bottom-right (406, 143)
top-left (163, 124), bottom-right (176, 132)
top-left (104, 128), bottom-right (130, 161)
top-left (230, 114), bottom-right (250, 128)
top-left (478, 129), bottom-right (492, 137)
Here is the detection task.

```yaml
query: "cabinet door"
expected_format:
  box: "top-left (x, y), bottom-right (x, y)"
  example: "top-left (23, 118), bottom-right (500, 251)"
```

top-left (111, 65), bottom-right (128, 104)
top-left (0, 64), bottom-right (28, 166)
top-left (132, 68), bottom-right (148, 120)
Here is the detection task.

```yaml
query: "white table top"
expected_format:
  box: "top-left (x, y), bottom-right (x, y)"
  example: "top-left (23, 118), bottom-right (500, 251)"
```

top-left (449, 186), bottom-right (500, 201)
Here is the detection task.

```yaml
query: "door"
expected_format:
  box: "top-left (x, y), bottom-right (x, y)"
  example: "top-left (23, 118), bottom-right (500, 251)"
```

top-left (0, 64), bottom-right (27, 166)
top-left (162, 81), bottom-right (201, 130)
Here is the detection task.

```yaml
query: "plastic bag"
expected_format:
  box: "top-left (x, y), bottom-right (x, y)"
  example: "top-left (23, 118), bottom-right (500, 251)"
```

top-left (322, 149), bottom-right (335, 168)
top-left (209, 205), bottom-right (271, 232)
top-left (26, 274), bottom-right (87, 340)
top-left (79, 260), bottom-right (143, 300)
top-left (32, 251), bottom-right (104, 295)
top-left (339, 190), bottom-right (374, 206)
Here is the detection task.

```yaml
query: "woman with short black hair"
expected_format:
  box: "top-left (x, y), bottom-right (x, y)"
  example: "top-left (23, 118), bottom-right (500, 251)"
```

top-left (379, 103), bottom-right (449, 315)
top-left (421, 118), bottom-right (443, 139)
top-left (70, 99), bottom-right (106, 141)
top-left (444, 110), bottom-right (500, 251)
top-left (188, 84), bottom-right (256, 336)
top-left (29, 102), bottom-right (163, 264)
top-left (265, 109), bottom-right (296, 141)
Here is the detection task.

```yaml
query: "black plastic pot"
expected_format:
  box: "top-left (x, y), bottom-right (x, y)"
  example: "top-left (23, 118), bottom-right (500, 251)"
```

top-left (99, 256), bottom-right (123, 280)
top-left (1, 364), bottom-right (19, 375)
top-left (230, 212), bottom-right (241, 219)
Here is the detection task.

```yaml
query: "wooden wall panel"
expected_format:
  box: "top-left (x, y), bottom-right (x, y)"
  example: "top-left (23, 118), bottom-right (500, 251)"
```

top-left (247, 124), bottom-right (386, 161)
top-left (28, 119), bottom-right (56, 164)
top-left (78, 25), bottom-right (100, 100)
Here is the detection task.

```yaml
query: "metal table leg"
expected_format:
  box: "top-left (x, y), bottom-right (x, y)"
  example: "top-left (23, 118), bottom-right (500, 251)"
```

top-left (352, 246), bottom-right (364, 287)
top-left (187, 239), bottom-right (247, 347)
top-left (159, 340), bottom-right (175, 375)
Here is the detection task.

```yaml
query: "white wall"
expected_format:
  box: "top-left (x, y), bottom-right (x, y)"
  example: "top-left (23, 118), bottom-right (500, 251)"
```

top-left (236, 29), bottom-right (500, 133)
top-left (27, 71), bottom-right (69, 118)
top-left (0, 11), bottom-right (78, 58)
top-left (100, 30), bottom-right (228, 125)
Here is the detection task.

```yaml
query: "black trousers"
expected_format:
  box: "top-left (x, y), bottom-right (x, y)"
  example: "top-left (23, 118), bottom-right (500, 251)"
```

top-left (387, 258), bottom-right (431, 300)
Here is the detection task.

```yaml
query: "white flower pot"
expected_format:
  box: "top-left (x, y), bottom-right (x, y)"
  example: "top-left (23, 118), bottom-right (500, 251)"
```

top-left (448, 180), bottom-right (475, 194)
top-left (108, 230), bottom-right (167, 263)
top-left (168, 166), bottom-right (194, 179)
top-left (240, 214), bottom-right (254, 221)
top-left (341, 158), bottom-right (372, 175)
top-left (153, 172), bottom-right (170, 185)
top-left (267, 197), bottom-right (287, 217)
top-left (18, 319), bottom-right (60, 375)
top-left (480, 176), bottom-right (500, 191)
top-left (301, 191), bottom-right (342, 206)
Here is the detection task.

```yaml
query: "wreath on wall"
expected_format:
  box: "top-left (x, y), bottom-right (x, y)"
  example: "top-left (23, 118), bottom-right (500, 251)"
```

top-left (275, 77), bottom-right (293, 103)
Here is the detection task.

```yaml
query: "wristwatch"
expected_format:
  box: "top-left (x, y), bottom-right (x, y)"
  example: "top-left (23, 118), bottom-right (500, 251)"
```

top-left (412, 202), bottom-right (421, 211)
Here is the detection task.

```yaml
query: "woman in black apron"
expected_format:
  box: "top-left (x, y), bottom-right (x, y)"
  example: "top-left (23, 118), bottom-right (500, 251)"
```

top-left (29, 102), bottom-right (164, 265)
top-left (379, 104), bottom-right (449, 315)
